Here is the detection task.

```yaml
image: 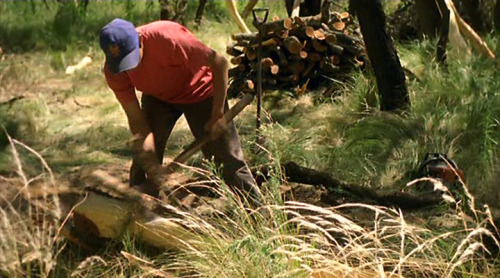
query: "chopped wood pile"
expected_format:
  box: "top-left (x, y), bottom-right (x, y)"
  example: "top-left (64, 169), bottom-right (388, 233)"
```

top-left (227, 7), bottom-right (365, 97)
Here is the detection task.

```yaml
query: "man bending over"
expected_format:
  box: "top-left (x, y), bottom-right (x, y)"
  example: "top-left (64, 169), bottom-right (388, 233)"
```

top-left (99, 18), bottom-right (262, 206)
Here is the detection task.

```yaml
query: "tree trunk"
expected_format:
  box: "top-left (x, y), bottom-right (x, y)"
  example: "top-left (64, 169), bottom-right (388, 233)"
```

top-left (285, 0), bottom-right (323, 17)
top-left (299, 0), bottom-right (322, 17)
top-left (495, 0), bottom-right (500, 32)
top-left (457, 0), bottom-right (489, 33)
top-left (350, 0), bottom-right (410, 111)
top-left (437, 0), bottom-right (450, 67)
top-left (195, 0), bottom-right (208, 25)
top-left (414, 0), bottom-right (442, 38)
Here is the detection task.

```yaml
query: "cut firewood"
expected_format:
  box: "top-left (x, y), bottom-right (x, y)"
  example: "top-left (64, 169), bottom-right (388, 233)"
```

top-left (250, 57), bottom-right (275, 71)
top-left (330, 55), bottom-right (340, 65)
top-left (288, 26), bottom-right (316, 40)
top-left (312, 39), bottom-right (328, 52)
top-left (302, 61), bottom-right (317, 78)
top-left (231, 32), bottom-right (258, 41)
top-left (271, 46), bottom-right (289, 66)
top-left (245, 48), bottom-right (257, 61)
top-left (230, 55), bottom-right (247, 65)
top-left (332, 21), bottom-right (346, 31)
top-left (226, 45), bottom-right (244, 57)
top-left (270, 64), bottom-right (280, 75)
top-left (340, 12), bottom-right (350, 20)
top-left (261, 57), bottom-right (274, 67)
top-left (227, 7), bottom-right (365, 95)
top-left (283, 36), bottom-right (303, 54)
top-left (327, 43), bottom-right (344, 55)
top-left (307, 52), bottom-right (323, 62)
top-left (288, 60), bottom-right (305, 74)
top-left (261, 17), bottom-right (294, 33)
top-left (294, 14), bottom-right (323, 28)
top-left (313, 29), bottom-right (326, 40)
top-left (72, 192), bottom-right (200, 250)
top-left (320, 59), bottom-right (340, 73)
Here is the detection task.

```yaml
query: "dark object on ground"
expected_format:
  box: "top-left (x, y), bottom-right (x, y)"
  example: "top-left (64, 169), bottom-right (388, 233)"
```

top-left (256, 162), bottom-right (445, 210)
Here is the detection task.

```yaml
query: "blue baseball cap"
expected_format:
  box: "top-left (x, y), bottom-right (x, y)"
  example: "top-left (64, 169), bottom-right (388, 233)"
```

top-left (100, 18), bottom-right (140, 74)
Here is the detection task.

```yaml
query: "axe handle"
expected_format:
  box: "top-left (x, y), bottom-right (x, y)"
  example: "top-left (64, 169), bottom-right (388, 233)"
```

top-left (164, 93), bottom-right (255, 171)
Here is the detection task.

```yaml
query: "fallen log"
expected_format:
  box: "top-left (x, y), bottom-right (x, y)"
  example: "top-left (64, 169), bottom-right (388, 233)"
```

top-left (256, 162), bottom-right (445, 210)
top-left (72, 191), bottom-right (200, 250)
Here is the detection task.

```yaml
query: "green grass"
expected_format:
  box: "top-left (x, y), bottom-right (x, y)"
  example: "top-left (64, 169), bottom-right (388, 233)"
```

top-left (1, 0), bottom-right (500, 277)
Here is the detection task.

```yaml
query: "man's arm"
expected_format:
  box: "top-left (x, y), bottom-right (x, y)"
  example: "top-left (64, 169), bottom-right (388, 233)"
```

top-left (120, 99), bottom-right (155, 154)
top-left (204, 51), bottom-right (230, 140)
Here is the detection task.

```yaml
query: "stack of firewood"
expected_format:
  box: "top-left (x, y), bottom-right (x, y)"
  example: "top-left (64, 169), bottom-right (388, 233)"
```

top-left (227, 7), bottom-right (365, 97)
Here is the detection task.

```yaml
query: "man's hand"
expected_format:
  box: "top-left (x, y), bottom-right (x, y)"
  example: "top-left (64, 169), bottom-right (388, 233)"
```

top-left (204, 112), bottom-right (227, 141)
top-left (131, 133), bottom-right (162, 185)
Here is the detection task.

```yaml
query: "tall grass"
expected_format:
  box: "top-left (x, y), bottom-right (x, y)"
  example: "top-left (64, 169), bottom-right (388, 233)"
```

top-left (4, 128), bottom-right (498, 277)
top-left (1, 1), bottom-right (500, 277)
top-left (0, 134), bottom-right (63, 277)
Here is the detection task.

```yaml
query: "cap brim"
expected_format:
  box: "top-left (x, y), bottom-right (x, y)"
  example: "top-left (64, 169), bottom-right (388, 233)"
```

top-left (108, 47), bottom-right (140, 74)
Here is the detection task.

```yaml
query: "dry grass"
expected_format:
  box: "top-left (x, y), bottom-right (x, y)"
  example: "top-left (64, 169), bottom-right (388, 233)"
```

top-left (1, 134), bottom-right (500, 277)
top-left (0, 133), bottom-right (63, 277)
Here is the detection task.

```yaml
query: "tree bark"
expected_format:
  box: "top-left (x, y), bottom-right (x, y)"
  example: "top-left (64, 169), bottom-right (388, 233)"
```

top-left (350, 0), bottom-right (410, 111)
top-left (495, 0), bottom-right (500, 32)
top-left (414, 0), bottom-right (442, 38)
top-left (457, 0), bottom-right (490, 33)
top-left (437, 0), bottom-right (450, 67)
top-left (298, 0), bottom-right (323, 17)
top-left (195, 0), bottom-right (208, 25)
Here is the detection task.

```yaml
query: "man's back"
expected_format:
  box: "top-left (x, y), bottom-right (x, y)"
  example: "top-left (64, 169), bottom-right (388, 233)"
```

top-left (104, 21), bottom-right (214, 104)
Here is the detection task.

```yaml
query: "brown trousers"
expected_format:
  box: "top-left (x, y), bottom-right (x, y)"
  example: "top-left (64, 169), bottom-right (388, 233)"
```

top-left (130, 94), bottom-right (262, 205)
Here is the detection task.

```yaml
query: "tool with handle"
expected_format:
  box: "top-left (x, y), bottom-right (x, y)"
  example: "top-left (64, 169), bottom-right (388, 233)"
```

top-left (252, 7), bottom-right (269, 144)
top-left (161, 93), bottom-right (255, 174)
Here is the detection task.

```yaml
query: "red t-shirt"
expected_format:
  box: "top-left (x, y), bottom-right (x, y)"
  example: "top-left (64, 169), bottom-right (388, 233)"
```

top-left (104, 21), bottom-right (214, 104)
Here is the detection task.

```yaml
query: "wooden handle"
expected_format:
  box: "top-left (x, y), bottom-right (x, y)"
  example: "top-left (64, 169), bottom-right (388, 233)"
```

top-left (165, 93), bottom-right (255, 170)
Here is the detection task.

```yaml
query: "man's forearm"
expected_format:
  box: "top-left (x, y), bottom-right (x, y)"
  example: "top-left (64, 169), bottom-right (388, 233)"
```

top-left (210, 53), bottom-right (229, 118)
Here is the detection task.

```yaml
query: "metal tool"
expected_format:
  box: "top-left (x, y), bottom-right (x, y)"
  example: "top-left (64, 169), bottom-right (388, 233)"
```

top-left (252, 7), bottom-right (269, 144)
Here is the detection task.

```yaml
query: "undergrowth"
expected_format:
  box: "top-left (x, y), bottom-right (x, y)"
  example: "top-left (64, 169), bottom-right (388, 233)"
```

top-left (1, 0), bottom-right (500, 277)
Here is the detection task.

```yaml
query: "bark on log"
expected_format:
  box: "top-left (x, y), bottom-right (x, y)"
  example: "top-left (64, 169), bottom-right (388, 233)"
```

top-left (312, 39), bottom-right (328, 52)
top-left (283, 36), bottom-right (303, 54)
top-left (73, 192), bottom-right (199, 250)
top-left (261, 17), bottom-right (294, 33)
top-left (226, 45), bottom-right (244, 57)
top-left (229, 64), bottom-right (247, 76)
top-left (308, 52), bottom-right (323, 62)
top-left (232, 32), bottom-right (259, 41)
top-left (272, 46), bottom-right (289, 66)
top-left (288, 26), bottom-right (316, 40)
top-left (230, 55), bottom-right (247, 65)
